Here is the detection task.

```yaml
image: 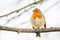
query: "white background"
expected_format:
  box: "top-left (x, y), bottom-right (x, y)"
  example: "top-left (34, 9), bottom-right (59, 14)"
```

top-left (0, 0), bottom-right (60, 40)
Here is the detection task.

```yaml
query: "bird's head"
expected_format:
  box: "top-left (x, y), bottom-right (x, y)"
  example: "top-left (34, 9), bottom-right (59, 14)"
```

top-left (33, 8), bottom-right (41, 13)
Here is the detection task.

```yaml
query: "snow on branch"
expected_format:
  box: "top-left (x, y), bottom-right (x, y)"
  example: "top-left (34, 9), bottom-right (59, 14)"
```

top-left (0, 26), bottom-right (60, 33)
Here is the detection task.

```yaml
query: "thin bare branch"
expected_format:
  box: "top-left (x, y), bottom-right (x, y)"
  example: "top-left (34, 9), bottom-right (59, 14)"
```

top-left (44, 0), bottom-right (60, 12)
top-left (0, 0), bottom-right (44, 18)
top-left (0, 26), bottom-right (60, 33)
top-left (4, 6), bottom-right (35, 25)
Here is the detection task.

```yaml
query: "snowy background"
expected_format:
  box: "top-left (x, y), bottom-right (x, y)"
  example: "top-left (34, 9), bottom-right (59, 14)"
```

top-left (0, 0), bottom-right (60, 40)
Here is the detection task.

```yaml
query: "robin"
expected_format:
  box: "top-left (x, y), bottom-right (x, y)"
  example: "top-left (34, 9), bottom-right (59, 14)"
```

top-left (30, 8), bottom-right (46, 37)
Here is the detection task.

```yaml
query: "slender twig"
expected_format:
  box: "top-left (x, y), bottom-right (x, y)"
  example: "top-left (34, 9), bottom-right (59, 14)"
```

top-left (0, 26), bottom-right (60, 33)
top-left (44, 0), bottom-right (60, 12)
top-left (0, 0), bottom-right (44, 18)
top-left (4, 6), bottom-right (35, 25)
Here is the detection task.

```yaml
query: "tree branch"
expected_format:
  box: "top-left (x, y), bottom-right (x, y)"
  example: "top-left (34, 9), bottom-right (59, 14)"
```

top-left (4, 6), bottom-right (35, 25)
top-left (0, 26), bottom-right (60, 33)
top-left (0, 0), bottom-right (44, 18)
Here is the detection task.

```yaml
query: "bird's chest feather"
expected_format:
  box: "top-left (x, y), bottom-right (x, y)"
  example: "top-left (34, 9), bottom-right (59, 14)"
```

top-left (35, 18), bottom-right (41, 23)
top-left (34, 17), bottom-right (44, 26)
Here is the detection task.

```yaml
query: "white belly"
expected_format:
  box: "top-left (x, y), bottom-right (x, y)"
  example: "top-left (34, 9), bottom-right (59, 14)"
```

top-left (31, 17), bottom-right (45, 28)
top-left (35, 18), bottom-right (43, 26)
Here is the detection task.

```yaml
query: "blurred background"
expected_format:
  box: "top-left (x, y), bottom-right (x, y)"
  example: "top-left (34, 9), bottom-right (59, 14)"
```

top-left (0, 0), bottom-right (60, 40)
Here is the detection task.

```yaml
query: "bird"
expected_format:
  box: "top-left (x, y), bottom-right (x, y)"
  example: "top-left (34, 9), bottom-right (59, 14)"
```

top-left (30, 8), bottom-right (46, 37)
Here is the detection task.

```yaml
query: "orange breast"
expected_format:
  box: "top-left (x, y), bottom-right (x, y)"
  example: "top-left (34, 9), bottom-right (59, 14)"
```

top-left (32, 12), bottom-right (42, 19)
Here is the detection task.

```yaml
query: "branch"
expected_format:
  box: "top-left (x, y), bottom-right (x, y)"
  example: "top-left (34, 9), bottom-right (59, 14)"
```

top-left (4, 6), bottom-right (35, 25)
top-left (44, 0), bottom-right (60, 12)
top-left (0, 0), bottom-right (44, 18)
top-left (0, 26), bottom-right (60, 33)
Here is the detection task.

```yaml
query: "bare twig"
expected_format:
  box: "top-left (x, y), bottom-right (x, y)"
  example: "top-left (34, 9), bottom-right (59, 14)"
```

top-left (44, 0), bottom-right (60, 12)
top-left (0, 26), bottom-right (60, 33)
top-left (0, 0), bottom-right (44, 18)
top-left (4, 6), bottom-right (35, 25)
